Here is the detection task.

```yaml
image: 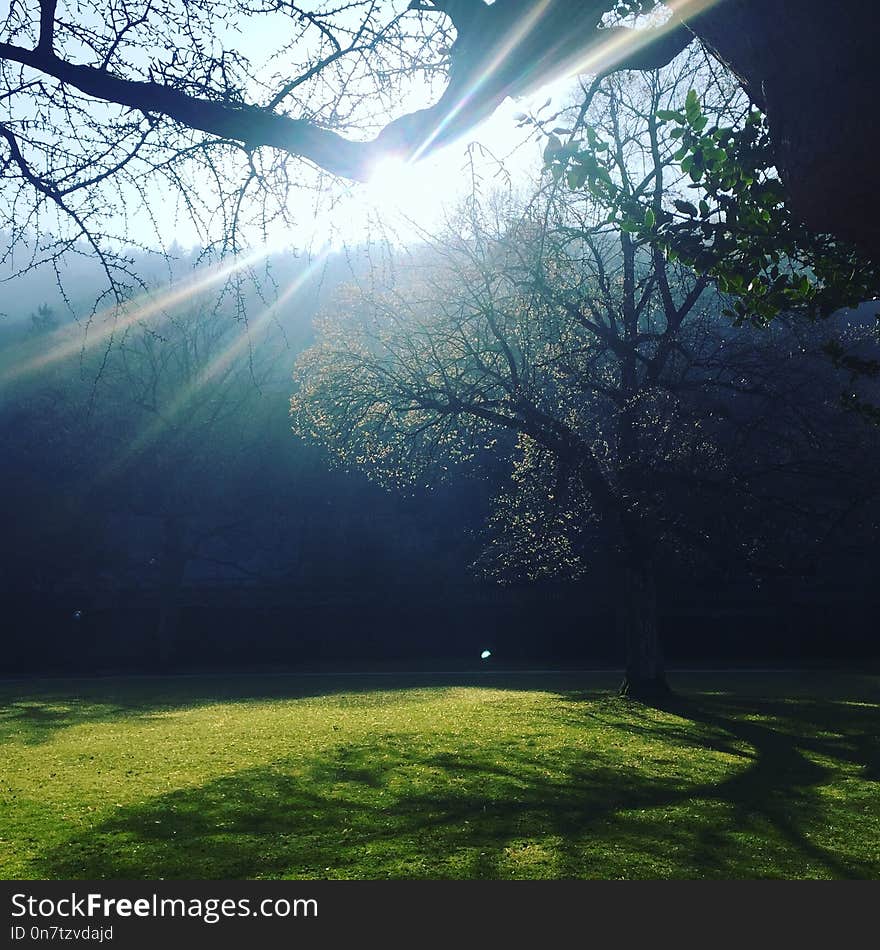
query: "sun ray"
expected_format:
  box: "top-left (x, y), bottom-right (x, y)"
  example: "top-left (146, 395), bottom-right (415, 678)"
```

top-left (411, 0), bottom-right (554, 163)
top-left (90, 249), bottom-right (330, 486)
top-left (565, 0), bottom-right (724, 78)
top-left (0, 244), bottom-right (273, 390)
top-left (409, 0), bottom-right (723, 168)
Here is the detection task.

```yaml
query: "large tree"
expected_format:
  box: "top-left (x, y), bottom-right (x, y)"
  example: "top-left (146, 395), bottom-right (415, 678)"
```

top-left (2, 1), bottom-right (878, 265)
top-left (291, 67), bottom-right (880, 694)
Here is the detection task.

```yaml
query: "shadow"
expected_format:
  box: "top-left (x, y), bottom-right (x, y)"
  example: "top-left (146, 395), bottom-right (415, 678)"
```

top-left (23, 676), bottom-right (880, 880)
top-left (612, 686), bottom-right (880, 876)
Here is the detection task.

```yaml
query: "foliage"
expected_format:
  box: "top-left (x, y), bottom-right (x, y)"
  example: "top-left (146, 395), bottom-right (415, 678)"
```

top-left (477, 434), bottom-right (594, 583)
top-left (0, 289), bottom-right (289, 596)
top-left (544, 80), bottom-right (880, 327)
top-left (4, 0), bottom-right (880, 307)
top-left (294, 65), bottom-right (880, 590)
top-left (29, 302), bottom-right (58, 334)
top-left (0, 0), bottom-right (451, 306)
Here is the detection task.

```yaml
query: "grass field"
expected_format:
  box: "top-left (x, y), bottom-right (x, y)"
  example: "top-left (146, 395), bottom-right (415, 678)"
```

top-left (1, 670), bottom-right (877, 879)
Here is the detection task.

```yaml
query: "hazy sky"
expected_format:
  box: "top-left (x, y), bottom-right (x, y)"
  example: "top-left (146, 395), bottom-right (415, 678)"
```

top-left (314, 84), bottom-right (572, 248)
top-left (0, 0), bottom-right (579, 254)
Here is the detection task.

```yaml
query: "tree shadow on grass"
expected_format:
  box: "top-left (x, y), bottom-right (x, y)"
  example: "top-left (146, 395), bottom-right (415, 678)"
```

top-left (0, 700), bottom-right (176, 747)
top-left (622, 691), bottom-right (879, 878)
top-left (0, 679), bottom-right (345, 746)
top-left (28, 687), bottom-right (880, 880)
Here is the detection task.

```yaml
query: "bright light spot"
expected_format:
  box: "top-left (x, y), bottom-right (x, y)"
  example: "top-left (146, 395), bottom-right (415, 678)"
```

top-left (362, 155), bottom-right (449, 227)
top-left (366, 156), bottom-right (416, 203)
top-left (314, 71), bottom-right (581, 246)
top-left (321, 153), bottom-right (460, 244)
top-left (481, 650), bottom-right (492, 660)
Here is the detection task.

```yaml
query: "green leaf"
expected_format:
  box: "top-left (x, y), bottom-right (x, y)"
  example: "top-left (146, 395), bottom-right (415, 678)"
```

top-left (566, 166), bottom-right (588, 190)
top-left (543, 134), bottom-right (562, 162)
top-left (685, 89), bottom-right (700, 124)
top-left (644, 207), bottom-right (656, 228)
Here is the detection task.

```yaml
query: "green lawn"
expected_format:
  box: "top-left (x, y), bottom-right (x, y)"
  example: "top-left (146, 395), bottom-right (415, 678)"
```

top-left (1, 671), bottom-right (877, 879)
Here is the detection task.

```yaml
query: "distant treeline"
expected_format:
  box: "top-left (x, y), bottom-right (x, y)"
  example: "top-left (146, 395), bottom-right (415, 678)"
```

top-left (4, 576), bottom-right (877, 674)
top-left (2, 237), bottom-right (879, 675)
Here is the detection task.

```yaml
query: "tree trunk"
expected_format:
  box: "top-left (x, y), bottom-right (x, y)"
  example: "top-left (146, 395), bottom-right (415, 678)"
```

top-left (155, 516), bottom-right (186, 669)
top-left (616, 555), bottom-right (668, 700)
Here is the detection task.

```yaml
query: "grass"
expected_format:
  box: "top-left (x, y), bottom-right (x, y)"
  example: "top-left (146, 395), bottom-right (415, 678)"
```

top-left (0, 670), bottom-right (877, 879)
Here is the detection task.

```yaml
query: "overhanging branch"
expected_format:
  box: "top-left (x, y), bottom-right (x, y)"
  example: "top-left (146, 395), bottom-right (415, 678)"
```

top-left (1, 2), bottom-right (695, 182)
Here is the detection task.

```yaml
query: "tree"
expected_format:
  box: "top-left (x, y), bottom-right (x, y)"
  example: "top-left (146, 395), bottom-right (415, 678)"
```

top-left (0, 241), bottom-right (486, 668)
top-left (669, 0), bottom-right (880, 259)
top-left (29, 302), bottom-right (58, 333)
top-left (291, 66), bottom-right (880, 695)
top-left (3, 0), bottom-right (878, 271)
top-left (89, 300), bottom-right (303, 662)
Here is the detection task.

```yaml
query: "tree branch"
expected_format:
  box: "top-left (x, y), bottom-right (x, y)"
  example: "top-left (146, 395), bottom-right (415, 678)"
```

top-left (0, 42), bottom-right (380, 179)
top-left (1, 2), bottom-right (695, 182)
top-left (37, 0), bottom-right (58, 54)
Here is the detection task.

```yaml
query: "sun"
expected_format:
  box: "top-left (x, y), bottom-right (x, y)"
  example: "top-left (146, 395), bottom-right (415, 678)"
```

top-left (360, 154), bottom-right (455, 234)
top-left (319, 149), bottom-right (480, 246)
top-left (365, 156), bottom-right (422, 208)
top-left (316, 77), bottom-right (574, 246)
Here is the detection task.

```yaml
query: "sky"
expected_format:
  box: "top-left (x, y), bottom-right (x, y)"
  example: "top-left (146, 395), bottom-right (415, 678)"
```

top-left (0, 0), bottom-right (722, 326)
top-left (0, 0), bottom-right (580, 254)
top-left (308, 83), bottom-right (572, 249)
top-left (198, 2), bottom-right (578, 251)
top-left (0, 0), bottom-right (733, 258)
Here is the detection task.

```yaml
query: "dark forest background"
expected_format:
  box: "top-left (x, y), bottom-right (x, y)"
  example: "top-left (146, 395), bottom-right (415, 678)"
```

top-left (1, 233), bottom-right (878, 674)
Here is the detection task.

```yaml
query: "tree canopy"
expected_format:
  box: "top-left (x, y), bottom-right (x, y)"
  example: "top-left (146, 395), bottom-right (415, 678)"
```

top-left (3, 1), bottom-right (879, 265)
top-left (290, 65), bottom-right (880, 693)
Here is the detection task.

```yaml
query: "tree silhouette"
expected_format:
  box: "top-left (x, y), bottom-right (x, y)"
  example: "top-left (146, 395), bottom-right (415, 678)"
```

top-left (3, 1), bottom-right (878, 270)
top-left (291, 66), bottom-right (880, 695)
